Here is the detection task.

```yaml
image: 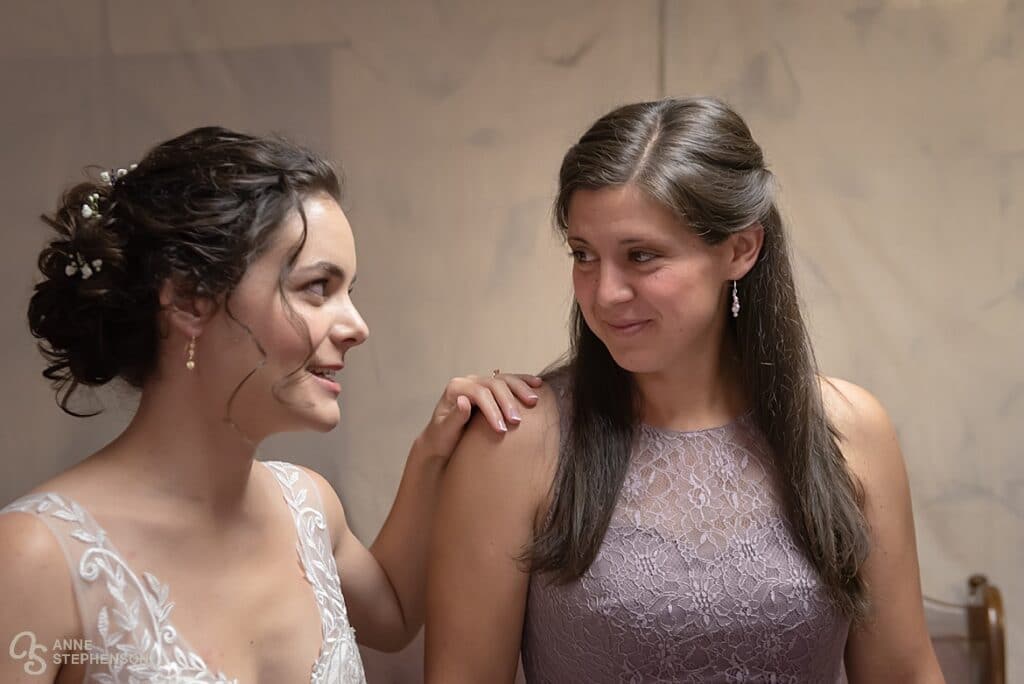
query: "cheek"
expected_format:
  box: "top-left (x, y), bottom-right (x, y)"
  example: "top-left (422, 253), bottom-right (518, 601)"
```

top-left (642, 267), bottom-right (718, 316)
top-left (645, 269), bottom-right (691, 300)
top-left (571, 268), bottom-right (596, 304)
top-left (571, 271), bottom-right (603, 331)
top-left (256, 302), bottom-right (320, 363)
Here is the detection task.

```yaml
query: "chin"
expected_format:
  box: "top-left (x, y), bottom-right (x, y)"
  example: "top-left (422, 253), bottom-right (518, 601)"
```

top-left (273, 402), bottom-right (340, 434)
top-left (305, 408), bottom-right (341, 433)
top-left (604, 347), bottom-right (665, 375)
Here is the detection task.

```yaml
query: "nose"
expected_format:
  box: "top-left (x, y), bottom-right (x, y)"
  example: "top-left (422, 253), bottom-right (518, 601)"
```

top-left (331, 303), bottom-right (370, 351)
top-left (594, 262), bottom-right (634, 308)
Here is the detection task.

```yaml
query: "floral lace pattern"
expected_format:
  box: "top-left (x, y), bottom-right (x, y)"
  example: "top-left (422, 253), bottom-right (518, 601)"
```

top-left (1, 461), bottom-right (365, 683)
top-left (263, 461), bottom-right (365, 684)
top-left (522, 384), bottom-right (850, 683)
top-left (2, 493), bottom-right (236, 684)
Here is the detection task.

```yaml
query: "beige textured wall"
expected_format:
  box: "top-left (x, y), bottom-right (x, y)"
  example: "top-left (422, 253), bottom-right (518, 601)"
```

top-left (1, 1), bottom-right (1019, 681)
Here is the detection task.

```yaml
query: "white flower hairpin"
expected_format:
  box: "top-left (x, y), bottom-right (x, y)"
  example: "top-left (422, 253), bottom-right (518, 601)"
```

top-left (80, 192), bottom-right (101, 220)
top-left (98, 163), bottom-right (137, 185)
top-left (84, 163), bottom-right (139, 218)
top-left (67, 161), bottom-right (137, 280)
top-left (65, 253), bottom-right (103, 280)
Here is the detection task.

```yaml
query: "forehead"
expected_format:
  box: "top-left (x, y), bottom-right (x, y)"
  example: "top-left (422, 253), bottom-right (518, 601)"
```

top-left (566, 184), bottom-right (686, 243)
top-left (273, 193), bottom-right (356, 271)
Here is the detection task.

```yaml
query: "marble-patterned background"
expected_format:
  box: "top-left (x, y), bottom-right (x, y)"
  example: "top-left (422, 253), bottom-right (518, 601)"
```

top-left (1, 1), bottom-right (1019, 681)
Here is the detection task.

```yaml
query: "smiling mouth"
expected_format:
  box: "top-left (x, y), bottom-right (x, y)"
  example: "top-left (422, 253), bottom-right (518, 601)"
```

top-left (307, 366), bottom-right (342, 394)
top-left (607, 320), bottom-right (650, 335)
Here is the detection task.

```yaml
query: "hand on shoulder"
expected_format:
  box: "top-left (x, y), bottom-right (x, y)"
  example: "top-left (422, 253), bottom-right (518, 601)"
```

top-left (446, 376), bottom-right (562, 505)
top-left (425, 380), bottom-right (562, 682)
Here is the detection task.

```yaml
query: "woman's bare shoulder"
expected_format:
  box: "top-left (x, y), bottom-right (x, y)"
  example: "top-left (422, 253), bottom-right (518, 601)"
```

top-left (443, 377), bottom-right (563, 523)
top-left (0, 503), bottom-right (81, 656)
top-left (818, 375), bottom-right (906, 487)
top-left (819, 376), bottom-right (896, 442)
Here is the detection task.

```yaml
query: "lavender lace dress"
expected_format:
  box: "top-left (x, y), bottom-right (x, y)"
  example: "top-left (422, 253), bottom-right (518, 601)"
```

top-left (521, 383), bottom-right (849, 683)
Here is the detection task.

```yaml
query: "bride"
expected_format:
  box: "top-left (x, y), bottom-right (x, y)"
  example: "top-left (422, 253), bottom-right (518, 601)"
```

top-left (0, 126), bottom-right (540, 683)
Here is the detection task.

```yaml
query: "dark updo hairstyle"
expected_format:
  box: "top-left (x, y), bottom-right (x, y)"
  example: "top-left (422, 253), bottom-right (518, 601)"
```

top-left (28, 126), bottom-right (342, 416)
top-left (530, 97), bottom-right (872, 622)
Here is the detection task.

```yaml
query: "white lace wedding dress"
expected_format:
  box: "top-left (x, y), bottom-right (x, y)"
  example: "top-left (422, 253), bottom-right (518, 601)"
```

top-left (1, 461), bottom-right (366, 683)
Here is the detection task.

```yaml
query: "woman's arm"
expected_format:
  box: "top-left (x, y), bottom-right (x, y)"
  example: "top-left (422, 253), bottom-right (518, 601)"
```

top-left (822, 377), bottom-right (945, 683)
top-left (425, 385), bottom-right (560, 683)
top-left (304, 373), bottom-right (543, 652)
top-left (0, 513), bottom-right (79, 683)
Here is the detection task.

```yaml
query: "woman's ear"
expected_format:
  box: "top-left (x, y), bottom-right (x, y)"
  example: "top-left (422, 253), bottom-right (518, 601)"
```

top-left (727, 222), bottom-right (765, 280)
top-left (158, 278), bottom-right (217, 338)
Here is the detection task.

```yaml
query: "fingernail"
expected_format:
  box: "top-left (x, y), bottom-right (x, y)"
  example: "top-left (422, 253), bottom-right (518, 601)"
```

top-left (498, 419), bottom-right (508, 432)
top-left (509, 412), bottom-right (522, 424)
top-left (527, 394), bottom-right (539, 401)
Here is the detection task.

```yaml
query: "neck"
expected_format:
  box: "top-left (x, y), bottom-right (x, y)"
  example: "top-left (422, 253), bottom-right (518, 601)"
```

top-left (97, 379), bottom-right (262, 518)
top-left (633, 327), bottom-right (747, 431)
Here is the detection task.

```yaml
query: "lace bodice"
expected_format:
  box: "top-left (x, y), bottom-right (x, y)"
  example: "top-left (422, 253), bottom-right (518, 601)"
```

top-left (521, 382), bottom-right (849, 683)
top-left (1, 461), bottom-right (366, 684)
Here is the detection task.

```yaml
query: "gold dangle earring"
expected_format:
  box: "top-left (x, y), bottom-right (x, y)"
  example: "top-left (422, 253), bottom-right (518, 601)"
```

top-left (185, 335), bottom-right (196, 371)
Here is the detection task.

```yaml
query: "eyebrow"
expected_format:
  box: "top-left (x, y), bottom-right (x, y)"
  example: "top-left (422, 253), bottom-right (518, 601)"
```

top-left (567, 236), bottom-right (651, 246)
top-left (299, 261), bottom-right (355, 284)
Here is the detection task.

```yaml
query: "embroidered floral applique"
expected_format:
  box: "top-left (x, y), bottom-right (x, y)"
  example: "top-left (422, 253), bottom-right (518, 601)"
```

top-left (2, 461), bottom-right (366, 684)
top-left (2, 494), bottom-right (235, 683)
top-left (263, 462), bottom-right (366, 684)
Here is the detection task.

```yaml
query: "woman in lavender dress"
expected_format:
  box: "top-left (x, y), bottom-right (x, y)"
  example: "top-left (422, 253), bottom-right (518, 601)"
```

top-left (426, 98), bottom-right (944, 683)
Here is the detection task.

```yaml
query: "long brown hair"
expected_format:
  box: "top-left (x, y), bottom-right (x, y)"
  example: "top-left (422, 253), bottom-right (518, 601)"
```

top-left (528, 97), bottom-right (871, 621)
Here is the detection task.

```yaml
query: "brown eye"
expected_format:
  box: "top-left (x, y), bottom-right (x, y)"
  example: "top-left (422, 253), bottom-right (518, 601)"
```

top-left (569, 249), bottom-right (594, 263)
top-left (306, 279), bottom-right (328, 297)
top-left (630, 250), bottom-right (657, 263)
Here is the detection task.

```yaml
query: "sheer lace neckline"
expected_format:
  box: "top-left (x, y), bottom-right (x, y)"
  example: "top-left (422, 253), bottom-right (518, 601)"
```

top-left (640, 407), bottom-right (754, 436)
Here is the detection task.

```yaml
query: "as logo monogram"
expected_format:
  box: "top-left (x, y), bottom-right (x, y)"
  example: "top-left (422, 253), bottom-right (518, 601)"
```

top-left (9, 631), bottom-right (48, 675)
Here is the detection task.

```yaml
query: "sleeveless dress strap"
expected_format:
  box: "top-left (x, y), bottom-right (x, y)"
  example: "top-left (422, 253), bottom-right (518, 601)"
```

top-left (261, 461), bottom-right (366, 683)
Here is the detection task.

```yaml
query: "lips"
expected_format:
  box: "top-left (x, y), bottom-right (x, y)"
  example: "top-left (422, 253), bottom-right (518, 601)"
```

top-left (307, 363), bottom-right (343, 395)
top-left (307, 363), bottom-right (343, 376)
top-left (606, 320), bottom-right (651, 335)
